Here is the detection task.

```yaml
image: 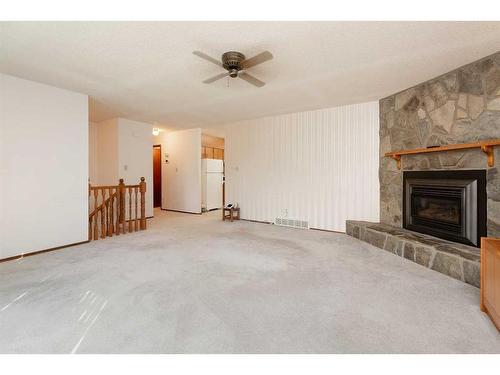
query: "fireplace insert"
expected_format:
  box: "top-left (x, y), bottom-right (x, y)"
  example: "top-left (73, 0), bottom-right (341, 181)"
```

top-left (403, 170), bottom-right (486, 247)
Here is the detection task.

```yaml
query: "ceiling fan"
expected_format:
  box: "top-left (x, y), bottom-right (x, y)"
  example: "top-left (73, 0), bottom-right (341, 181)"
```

top-left (193, 50), bottom-right (273, 87)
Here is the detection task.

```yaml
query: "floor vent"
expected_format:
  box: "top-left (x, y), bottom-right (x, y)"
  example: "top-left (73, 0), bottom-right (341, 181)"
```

top-left (274, 218), bottom-right (309, 229)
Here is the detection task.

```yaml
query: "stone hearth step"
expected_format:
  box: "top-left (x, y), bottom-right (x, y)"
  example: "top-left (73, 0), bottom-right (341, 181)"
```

top-left (345, 220), bottom-right (480, 288)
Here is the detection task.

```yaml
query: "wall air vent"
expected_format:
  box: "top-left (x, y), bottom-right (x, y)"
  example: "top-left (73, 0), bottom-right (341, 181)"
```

top-left (274, 218), bottom-right (309, 230)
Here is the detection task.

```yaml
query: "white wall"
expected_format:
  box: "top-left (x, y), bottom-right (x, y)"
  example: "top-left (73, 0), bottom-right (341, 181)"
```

top-left (224, 102), bottom-right (380, 232)
top-left (0, 74), bottom-right (88, 258)
top-left (160, 128), bottom-right (202, 213)
top-left (95, 118), bottom-right (118, 185)
top-left (88, 121), bottom-right (99, 184)
top-left (88, 118), bottom-right (153, 218)
top-left (117, 118), bottom-right (153, 218)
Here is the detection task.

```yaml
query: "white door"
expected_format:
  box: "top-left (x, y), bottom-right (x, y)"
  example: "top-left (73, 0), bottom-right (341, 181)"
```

top-left (206, 172), bottom-right (223, 210)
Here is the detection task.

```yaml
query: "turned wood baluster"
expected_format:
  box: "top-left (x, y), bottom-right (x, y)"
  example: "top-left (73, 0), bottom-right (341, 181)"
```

top-left (140, 177), bottom-right (146, 230)
top-left (107, 189), bottom-right (111, 236)
top-left (88, 182), bottom-right (92, 241)
top-left (106, 198), bottom-right (110, 237)
top-left (108, 187), bottom-right (113, 237)
top-left (115, 188), bottom-right (120, 236)
top-left (96, 210), bottom-right (100, 240)
top-left (109, 195), bottom-right (113, 236)
top-left (105, 189), bottom-right (109, 237)
top-left (88, 214), bottom-right (93, 242)
top-left (113, 188), bottom-right (116, 235)
top-left (101, 189), bottom-right (107, 239)
top-left (128, 187), bottom-right (133, 233)
top-left (101, 189), bottom-right (108, 238)
top-left (119, 179), bottom-right (125, 234)
top-left (104, 202), bottom-right (108, 236)
top-left (134, 187), bottom-right (139, 231)
top-left (100, 208), bottom-right (104, 239)
top-left (93, 189), bottom-right (99, 240)
top-left (109, 192), bottom-right (113, 236)
top-left (112, 188), bottom-right (116, 235)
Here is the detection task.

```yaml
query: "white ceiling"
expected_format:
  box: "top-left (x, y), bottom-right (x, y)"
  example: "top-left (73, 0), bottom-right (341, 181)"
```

top-left (1, 21), bottom-right (500, 136)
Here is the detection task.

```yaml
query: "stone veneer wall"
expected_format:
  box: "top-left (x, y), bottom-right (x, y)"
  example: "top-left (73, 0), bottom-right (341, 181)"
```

top-left (379, 51), bottom-right (500, 237)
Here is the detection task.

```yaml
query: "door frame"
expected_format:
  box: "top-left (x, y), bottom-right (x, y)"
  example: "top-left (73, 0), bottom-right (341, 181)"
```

top-left (153, 144), bottom-right (162, 208)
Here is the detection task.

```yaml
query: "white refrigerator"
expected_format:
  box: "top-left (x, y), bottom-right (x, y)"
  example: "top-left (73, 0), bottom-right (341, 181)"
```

top-left (201, 159), bottom-right (224, 211)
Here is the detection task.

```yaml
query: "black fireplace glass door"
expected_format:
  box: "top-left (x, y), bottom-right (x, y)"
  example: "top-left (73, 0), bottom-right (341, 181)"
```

top-left (411, 194), bottom-right (461, 225)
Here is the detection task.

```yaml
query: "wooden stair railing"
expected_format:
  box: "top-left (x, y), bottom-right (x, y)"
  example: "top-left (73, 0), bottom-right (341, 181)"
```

top-left (88, 177), bottom-right (146, 241)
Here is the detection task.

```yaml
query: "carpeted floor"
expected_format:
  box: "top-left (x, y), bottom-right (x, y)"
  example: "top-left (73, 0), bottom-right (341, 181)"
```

top-left (0, 209), bottom-right (498, 353)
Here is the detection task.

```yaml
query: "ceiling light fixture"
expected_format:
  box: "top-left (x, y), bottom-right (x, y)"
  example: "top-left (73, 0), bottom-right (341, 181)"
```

top-left (152, 128), bottom-right (160, 136)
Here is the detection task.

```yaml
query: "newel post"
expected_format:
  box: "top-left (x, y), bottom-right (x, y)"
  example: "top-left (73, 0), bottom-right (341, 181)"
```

top-left (88, 180), bottom-right (92, 241)
top-left (139, 177), bottom-right (146, 230)
top-left (118, 178), bottom-right (126, 233)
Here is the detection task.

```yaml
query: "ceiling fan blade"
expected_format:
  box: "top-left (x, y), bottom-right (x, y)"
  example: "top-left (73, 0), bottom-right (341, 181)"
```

top-left (241, 51), bottom-right (273, 69)
top-left (193, 51), bottom-right (222, 67)
top-left (203, 72), bottom-right (229, 84)
top-left (238, 72), bottom-right (265, 87)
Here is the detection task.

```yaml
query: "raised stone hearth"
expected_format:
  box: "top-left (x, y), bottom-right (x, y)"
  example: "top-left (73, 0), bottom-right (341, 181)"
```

top-left (346, 220), bottom-right (480, 287)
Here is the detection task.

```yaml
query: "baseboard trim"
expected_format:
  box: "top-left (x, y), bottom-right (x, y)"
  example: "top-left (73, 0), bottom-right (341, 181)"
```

top-left (241, 218), bottom-right (272, 224)
top-left (0, 240), bottom-right (89, 264)
top-left (161, 208), bottom-right (202, 215)
top-left (1, 216), bottom-right (155, 264)
top-left (124, 216), bottom-right (153, 222)
top-left (310, 227), bottom-right (345, 234)
top-left (239, 219), bottom-right (343, 233)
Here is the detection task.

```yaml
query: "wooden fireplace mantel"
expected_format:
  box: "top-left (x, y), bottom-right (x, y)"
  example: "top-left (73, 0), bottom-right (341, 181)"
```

top-left (385, 139), bottom-right (500, 170)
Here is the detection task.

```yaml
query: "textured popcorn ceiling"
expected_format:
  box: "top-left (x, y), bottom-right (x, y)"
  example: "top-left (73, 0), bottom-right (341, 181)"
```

top-left (1, 21), bottom-right (500, 135)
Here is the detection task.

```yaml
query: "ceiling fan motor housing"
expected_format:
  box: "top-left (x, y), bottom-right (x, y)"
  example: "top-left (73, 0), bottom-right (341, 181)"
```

top-left (222, 51), bottom-right (245, 77)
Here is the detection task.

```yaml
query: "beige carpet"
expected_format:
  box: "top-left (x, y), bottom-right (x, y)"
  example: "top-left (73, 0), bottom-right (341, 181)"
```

top-left (0, 209), bottom-right (498, 353)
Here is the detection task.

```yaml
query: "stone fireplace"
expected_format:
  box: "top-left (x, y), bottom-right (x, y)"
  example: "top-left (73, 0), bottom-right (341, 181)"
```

top-left (379, 51), bottom-right (500, 238)
top-left (402, 170), bottom-right (487, 247)
top-left (346, 51), bottom-right (500, 288)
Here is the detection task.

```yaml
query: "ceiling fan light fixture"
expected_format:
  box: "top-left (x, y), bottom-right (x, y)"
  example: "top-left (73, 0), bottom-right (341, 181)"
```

top-left (193, 50), bottom-right (273, 87)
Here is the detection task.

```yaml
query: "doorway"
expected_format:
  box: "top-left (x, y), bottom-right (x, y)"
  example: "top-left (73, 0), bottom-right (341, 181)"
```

top-left (153, 145), bottom-right (162, 208)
